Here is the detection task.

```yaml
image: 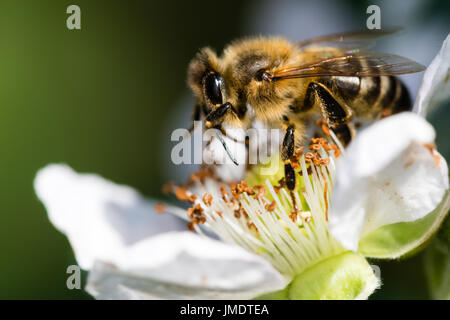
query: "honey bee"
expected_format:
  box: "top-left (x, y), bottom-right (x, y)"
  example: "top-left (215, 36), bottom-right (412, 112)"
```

top-left (187, 29), bottom-right (425, 210)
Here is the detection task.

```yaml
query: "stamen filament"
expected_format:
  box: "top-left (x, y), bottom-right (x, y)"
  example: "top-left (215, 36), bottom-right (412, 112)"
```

top-left (169, 137), bottom-right (345, 278)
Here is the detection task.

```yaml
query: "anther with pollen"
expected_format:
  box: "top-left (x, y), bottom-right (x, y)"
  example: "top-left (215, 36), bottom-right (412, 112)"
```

top-left (154, 203), bottom-right (166, 213)
top-left (186, 203), bottom-right (206, 231)
top-left (202, 193), bottom-right (213, 206)
top-left (174, 186), bottom-right (197, 203)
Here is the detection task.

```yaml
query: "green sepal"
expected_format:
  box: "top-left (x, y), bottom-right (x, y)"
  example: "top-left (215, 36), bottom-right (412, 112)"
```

top-left (358, 191), bottom-right (450, 259)
top-left (424, 214), bottom-right (450, 300)
top-left (255, 287), bottom-right (290, 300)
top-left (289, 252), bottom-right (379, 300)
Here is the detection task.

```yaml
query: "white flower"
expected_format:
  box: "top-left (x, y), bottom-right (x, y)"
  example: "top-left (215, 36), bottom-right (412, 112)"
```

top-left (34, 164), bottom-right (286, 299)
top-left (329, 113), bottom-right (448, 252)
top-left (414, 34), bottom-right (450, 117)
top-left (35, 34), bottom-right (450, 300)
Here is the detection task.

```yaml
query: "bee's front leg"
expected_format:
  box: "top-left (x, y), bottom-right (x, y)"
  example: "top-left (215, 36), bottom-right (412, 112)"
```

top-left (281, 124), bottom-right (299, 216)
top-left (204, 102), bottom-right (244, 165)
top-left (205, 102), bottom-right (232, 128)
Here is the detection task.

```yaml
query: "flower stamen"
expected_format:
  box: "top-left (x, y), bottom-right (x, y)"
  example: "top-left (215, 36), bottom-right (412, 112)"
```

top-left (169, 137), bottom-right (344, 277)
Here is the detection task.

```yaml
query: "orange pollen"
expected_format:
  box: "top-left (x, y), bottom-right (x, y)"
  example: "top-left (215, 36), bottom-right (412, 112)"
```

top-left (253, 185), bottom-right (267, 198)
top-left (187, 221), bottom-right (195, 231)
top-left (424, 143), bottom-right (440, 165)
top-left (331, 144), bottom-right (341, 158)
top-left (188, 194), bottom-right (198, 203)
top-left (174, 187), bottom-right (190, 201)
top-left (162, 181), bottom-right (174, 194)
top-left (317, 119), bottom-right (331, 136)
top-left (154, 203), bottom-right (166, 214)
top-left (220, 186), bottom-right (230, 202)
top-left (295, 146), bottom-right (305, 156)
top-left (321, 124), bottom-right (331, 136)
top-left (202, 193), bottom-right (213, 206)
top-left (319, 158), bottom-right (330, 166)
top-left (322, 172), bottom-right (329, 221)
top-left (301, 212), bottom-right (312, 223)
top-left (189, 172), bottom-right (201, 183)
top-left (265, 201), bottom-right (277, 212)
top-left (247, 221), bottom-right (258, 232)
top-left (289, 212), bottom-right (297, 222)
top-left (186, 203), bottom-right (205, 229)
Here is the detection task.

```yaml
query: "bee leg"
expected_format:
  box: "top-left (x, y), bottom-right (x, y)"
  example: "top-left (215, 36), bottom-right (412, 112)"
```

top-left (308, 82), bottom-right (353, 146)
top-left (184, 104), bottom-right (202, 148)
top-left (204, 102), bottom-right (245, 165)
top-left (188, 104), bottom-right (202, 133)
top-left (281, 124), bottom-right (299, 215)
top-left (244, 136), bottom-right (251, 171)
top-left (205, 102), bottom-right (232, 128)
top-left (281, 125), bottom-right (295, 162)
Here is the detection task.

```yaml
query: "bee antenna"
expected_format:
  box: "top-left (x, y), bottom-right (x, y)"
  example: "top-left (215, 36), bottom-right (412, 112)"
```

top-left (215, 131), bottom-right (239, 166)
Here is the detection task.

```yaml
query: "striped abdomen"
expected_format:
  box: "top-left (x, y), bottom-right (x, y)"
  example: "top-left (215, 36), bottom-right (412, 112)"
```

top-left (307, 75), bottom-right (412, 146)
top-left (329, 75), bottom-right (412, 119)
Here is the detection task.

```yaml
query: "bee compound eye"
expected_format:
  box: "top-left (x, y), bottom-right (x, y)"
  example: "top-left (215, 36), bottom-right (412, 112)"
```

top-left (255, 69), bottom-right (272, 82)
top-left (255, 69), bottom-right (266, 81)
top-left (204, 73), bottom-right (224, 105)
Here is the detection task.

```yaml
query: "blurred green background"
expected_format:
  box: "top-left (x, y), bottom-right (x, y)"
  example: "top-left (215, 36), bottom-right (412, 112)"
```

top-left (0, 0), bottom-right (448, 299)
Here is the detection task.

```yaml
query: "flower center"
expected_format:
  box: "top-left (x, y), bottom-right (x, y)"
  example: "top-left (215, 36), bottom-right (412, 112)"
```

top-left (169, 137), bottom-right (345, 278)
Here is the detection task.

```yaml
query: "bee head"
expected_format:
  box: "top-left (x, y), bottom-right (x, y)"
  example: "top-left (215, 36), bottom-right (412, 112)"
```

top-left (224, 37), bottom-right (300, 110)
top-left (188, 48), bottom-right (228, 111)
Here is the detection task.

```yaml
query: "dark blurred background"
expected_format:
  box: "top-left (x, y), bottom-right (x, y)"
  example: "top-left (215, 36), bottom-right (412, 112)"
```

top-left (0, 0), bottom-right (448, 299)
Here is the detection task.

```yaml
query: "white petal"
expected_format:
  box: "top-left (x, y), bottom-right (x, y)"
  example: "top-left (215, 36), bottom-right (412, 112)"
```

top-left (204, 136), bottom-right (247, 182)
top-left (34, 164), bottom-right (185, 269)
top-left (413, 34), bottom-right (450, 116)
top-left (86, 232), bottom-right (287, 299)
top-left (330, 113), bottom-right (449, 251)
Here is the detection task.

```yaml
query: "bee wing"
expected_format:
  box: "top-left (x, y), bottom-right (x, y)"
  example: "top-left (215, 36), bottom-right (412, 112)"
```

top-left (269, 51), bottom-right (425, 80)
top-left (296, 28), bottom-right (401, 50)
